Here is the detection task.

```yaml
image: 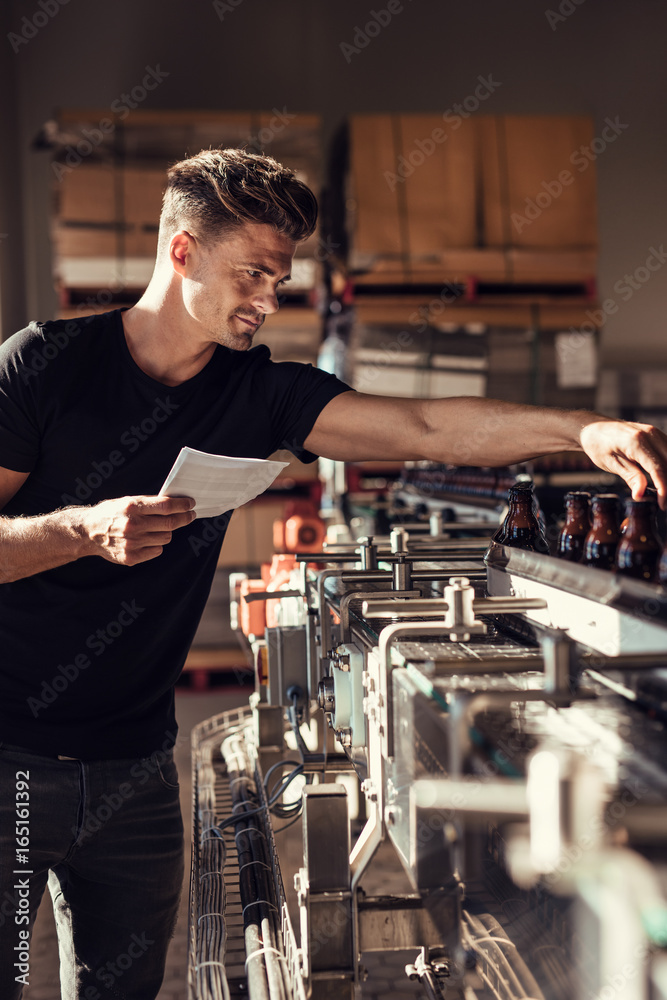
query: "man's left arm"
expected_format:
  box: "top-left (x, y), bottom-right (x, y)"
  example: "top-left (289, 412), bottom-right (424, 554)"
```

top-left (303, 392), bottom-right (667, 507)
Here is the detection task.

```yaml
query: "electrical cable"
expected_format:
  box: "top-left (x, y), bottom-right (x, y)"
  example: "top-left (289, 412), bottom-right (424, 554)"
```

top-left (288, 691), bottom-right (310, 762)
top-left (208, 717), bottom-right (344, 994)
top-left (222, 734), bottom-right (288, 1000)
top-left (193, 744), bottom-right (233, 1000)
top-left (213, 761), bottom-right (305, 833)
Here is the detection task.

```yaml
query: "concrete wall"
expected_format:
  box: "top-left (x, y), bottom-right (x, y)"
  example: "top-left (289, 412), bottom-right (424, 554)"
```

top-left (4, 0), bottom-right (667, 365)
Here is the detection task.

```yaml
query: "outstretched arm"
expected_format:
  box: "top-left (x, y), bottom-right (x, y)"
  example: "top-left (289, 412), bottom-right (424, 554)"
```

top-left (303, 392), bottom-right (667, 507)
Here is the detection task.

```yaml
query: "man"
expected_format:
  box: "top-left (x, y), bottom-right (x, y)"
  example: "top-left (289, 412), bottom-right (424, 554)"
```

top-left (0, 148), bottom-right (666, 999)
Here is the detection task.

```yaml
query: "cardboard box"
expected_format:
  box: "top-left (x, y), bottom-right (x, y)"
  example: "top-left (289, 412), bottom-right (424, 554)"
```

top-left (123, 168), bottom-right (165, 226)
top-left (480, 115), bottom-right (598, 250)
top-left (217, 497), bottom-right (288, 568)
top-left (400, 114), bottom-right (478, 254)
top-left (349, 114), bottom-right (598, 281)
top-left (58, 164), bottom-right (117, 223)
top-left (54, 223), bottom-right (119, 258)
top-left (349, 114), bottom-right (478, 271)
top-left (350, 115), bottom-right (404, 262)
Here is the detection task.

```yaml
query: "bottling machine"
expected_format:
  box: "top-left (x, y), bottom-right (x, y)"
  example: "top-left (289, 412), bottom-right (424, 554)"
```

top-left (188, 469), bottom-right (667, 1000)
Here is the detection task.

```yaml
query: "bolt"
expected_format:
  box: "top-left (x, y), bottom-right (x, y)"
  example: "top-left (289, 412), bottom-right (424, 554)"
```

top-left (443, 822), bottom-right (458, 844)
top-left (360, 779), bottom-right (377, 802)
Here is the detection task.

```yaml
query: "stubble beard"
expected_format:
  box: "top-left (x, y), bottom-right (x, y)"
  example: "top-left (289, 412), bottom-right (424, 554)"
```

top-left (220, 312), bottom-right (263, 352)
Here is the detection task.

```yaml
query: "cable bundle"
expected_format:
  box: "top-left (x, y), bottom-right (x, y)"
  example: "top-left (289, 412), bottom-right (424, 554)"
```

top-left (221, 733), bottom-right (292, 1000)
top-left (193, 742), bottom-right (232, 1000)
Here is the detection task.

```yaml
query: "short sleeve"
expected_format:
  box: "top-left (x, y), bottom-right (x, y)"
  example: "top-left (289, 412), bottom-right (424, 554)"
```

top-left (0, 326), bottom-right (42, 473)
top-left (258, 359), bottom-right (353, 463)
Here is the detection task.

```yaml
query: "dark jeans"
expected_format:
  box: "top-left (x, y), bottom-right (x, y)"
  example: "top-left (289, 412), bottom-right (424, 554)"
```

top-left (0, 742), bottom-right (184, 1000)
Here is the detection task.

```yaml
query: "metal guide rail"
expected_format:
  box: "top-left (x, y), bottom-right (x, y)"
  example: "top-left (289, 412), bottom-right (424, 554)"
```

top-left (485, 540), bottom-right (667, 653)
top-left (192, 523), bottom-right (667, 1000)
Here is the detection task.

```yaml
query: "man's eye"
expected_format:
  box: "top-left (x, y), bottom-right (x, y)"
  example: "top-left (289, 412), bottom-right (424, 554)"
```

top-left (247, 270), bottom-right (261, 278)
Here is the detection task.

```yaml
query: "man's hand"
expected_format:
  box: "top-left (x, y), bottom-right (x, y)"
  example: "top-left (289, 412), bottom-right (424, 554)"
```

top-left (0, 490), bottom-right (197, 584)
top-left (80, 495), bottom-right (196, 565)
top-left (579, 419), bottom-right (667, 509)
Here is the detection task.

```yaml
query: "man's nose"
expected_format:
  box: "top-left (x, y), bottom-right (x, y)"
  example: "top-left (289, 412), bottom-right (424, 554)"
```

top-left (252, 287), bottom-right (280, 315)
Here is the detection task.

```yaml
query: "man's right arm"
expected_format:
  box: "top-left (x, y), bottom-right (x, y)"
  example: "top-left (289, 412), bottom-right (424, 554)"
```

top-left (0, 466), bottom-right (195, 584)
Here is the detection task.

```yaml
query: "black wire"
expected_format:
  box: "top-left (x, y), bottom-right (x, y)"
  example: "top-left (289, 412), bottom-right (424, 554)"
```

top-left (217, 702), bottom-right (340, 840)
top-left (267, 764), bottom-right (305, 817)
top-left (263, 758), bottom-right (303, 791)
top-left (215, 801), bottom-right (266, 833)
top-left (288, 693), bottom-right (310, 762)
top-left (215, 758), bottom-right (306, 833)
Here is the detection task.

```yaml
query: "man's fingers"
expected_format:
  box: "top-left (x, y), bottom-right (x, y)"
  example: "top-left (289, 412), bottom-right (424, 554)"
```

top-left (582, 421), bottom-right (667, 511)
top-left (125, 495), bottom-right (195, 515)
top-left (84, 494), bottom-right (197, 566)
top-left (127, 512), bottom-right (195, 534)
top-left (625, 427), bottom-right (667, 508)
top-left (624, 466), bottom-right (649, 502)
top-left (122, 496), bottom-right (197, 530)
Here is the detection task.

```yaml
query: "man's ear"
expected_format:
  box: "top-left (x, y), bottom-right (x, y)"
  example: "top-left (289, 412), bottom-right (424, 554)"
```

top-left (169, 231), bottom-right (197, 276)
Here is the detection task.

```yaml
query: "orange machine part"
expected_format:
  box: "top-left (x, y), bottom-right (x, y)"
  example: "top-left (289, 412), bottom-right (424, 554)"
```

top-left (239, 578), bottom-right (268, 638)
top-left (265, 553), bottom-right (298, 629)
top-left (273, 500), bottom-right (326, 554)
top-left (255, 643), bottom-right (269, 687)
top-left (284, 514), bottom-right (326, 552)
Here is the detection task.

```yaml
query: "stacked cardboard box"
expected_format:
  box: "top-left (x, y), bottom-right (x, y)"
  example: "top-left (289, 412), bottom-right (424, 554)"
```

top-left (52, 109), bottom-right (323, 293)
top-left (54, 164), bottom-right (164, 262)
top-left (348, 113), bottom-right (597, 285)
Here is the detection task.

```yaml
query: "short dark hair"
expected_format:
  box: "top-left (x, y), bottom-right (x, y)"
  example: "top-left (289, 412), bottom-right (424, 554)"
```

top-left (158, 147), bottom-right (317, 253)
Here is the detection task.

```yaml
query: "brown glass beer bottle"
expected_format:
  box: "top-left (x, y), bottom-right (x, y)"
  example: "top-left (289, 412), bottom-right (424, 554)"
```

top-left (615, 497), bottom-right (662, 581)
top-left (498, 482), bottom-right (550, 554)
top-left (582, 494), bottom-right (620, 570)
top-left (556, 491), bottom-right (591, 562)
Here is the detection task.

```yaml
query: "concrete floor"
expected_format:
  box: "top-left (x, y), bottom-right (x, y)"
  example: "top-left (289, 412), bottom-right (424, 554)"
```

top-left (20, 681), bottom-right (428, 1000)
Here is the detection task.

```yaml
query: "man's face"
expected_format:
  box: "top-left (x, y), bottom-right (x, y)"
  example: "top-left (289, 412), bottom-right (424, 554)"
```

top-left (182, 221), bottom-right (296, 351)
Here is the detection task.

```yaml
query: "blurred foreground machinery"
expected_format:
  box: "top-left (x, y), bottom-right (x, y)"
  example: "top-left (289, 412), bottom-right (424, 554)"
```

top-left (188, 468), bottom-right (667, 1000)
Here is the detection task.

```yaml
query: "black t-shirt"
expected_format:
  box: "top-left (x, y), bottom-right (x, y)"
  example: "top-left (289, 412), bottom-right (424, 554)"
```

top-left (0, 309), bottom-right (351, 759)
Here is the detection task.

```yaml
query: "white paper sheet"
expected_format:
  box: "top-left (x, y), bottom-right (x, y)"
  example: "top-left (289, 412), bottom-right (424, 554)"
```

top-left (159, 446), bottom-right (289, 518)
top-left (555, 330), bottom-right (598, 388)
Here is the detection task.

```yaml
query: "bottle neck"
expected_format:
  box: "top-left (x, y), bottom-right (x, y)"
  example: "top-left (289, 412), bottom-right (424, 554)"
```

top-left (591, 503), bottom-right (617, 532)
top-left (507, 496), bottom-right (534, 521)
top-left (563, 501), bottom-right (589, 528)
top-left (623, 503), bottom-right (658, 540)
